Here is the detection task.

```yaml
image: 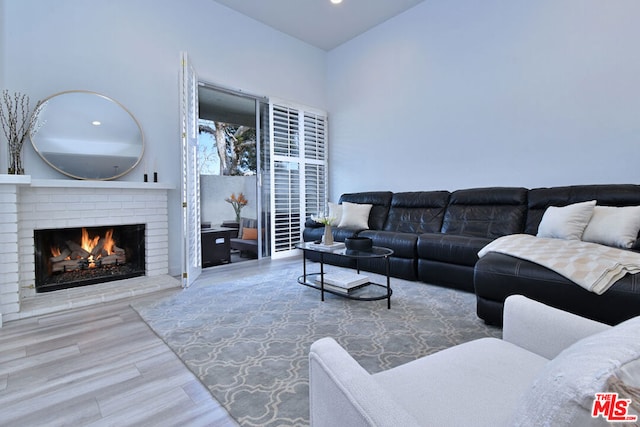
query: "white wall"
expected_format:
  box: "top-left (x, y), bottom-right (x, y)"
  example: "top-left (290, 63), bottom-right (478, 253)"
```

top-left (1, 0), bottom-right (327, 275)
top-left (4, 0), bottom-right (640, 272)
top-left (327, 0), bottom-right (640, 198)
top-left (0, 0), bottom-right (4, 87)
top-left (200, 175), bottom-right (257, 227)
top-left (0, 0), bottom-right (5, 167)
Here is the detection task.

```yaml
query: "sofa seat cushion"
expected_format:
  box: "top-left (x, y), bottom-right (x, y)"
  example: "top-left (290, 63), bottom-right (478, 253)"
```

top-left (303, 226), bottom-right (359, 243)
top-left (417, 233), bottom-right (492, 265)
top-left (309, 337), bottom-right (422, 427)
top-left (373, 338), bottom-right (548, 427)
top-left (474, 252), bottom-right (640, 325)
top-left (302, 226), bottom-right (324, 243)
top-left (230, 238), bottom-right (258, 255)
top-left (358, 230), bottom-right (417, 259)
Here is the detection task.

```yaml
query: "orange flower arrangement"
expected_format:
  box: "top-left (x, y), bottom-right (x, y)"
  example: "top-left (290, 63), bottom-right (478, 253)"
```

top-left (225, 192), bottom-right (248, 222)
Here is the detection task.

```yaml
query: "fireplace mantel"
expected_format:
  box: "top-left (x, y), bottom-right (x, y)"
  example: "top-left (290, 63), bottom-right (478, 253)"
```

top-left (0, 174), bottom-right (174, 190)
top-left (0, 174), bottom-right (31, 185)
top-left (0, 175), bottom-right (175, 327)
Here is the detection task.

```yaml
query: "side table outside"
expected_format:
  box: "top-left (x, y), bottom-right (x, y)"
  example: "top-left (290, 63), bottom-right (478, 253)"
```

top-left (201, 227), bottom-right (236, 267)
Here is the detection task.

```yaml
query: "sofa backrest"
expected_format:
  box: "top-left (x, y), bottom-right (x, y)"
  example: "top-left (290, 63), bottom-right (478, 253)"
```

top-left (333, 184), bottom-right (640, 240)
top-left (339, 191), bottom-right (393, 230)
top-left (441, 187), bottom-right (528, 238)
top-left (525, 184), bottom-right (640, 235)
top-left (383, 191), bottom-right (451, 233)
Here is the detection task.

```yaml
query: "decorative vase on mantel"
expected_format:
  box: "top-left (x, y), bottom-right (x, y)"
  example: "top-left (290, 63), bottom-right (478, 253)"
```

top-left (323, 225), bottom-right (334, 245)
top-left (7, 138), bottom-right (24, 175)
top-left (1, 90), bottom-right (39, 175)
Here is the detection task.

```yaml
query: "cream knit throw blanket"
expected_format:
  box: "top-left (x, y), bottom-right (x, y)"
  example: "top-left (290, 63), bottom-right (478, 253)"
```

top-left (478, 234), bottom-right (640, 295)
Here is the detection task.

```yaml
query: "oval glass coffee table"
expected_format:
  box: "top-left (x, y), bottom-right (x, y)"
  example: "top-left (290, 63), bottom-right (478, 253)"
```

top-left (295, 241), bottom-right (394, 309)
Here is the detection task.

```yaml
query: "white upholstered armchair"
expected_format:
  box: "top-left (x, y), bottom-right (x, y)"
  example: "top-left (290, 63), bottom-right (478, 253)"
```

top-left (309, 295), bottom-right (640, 426)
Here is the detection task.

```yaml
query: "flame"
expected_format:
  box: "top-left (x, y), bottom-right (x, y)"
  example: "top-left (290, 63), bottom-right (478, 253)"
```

top-left (80, 228), bottom-right (116, 256)
top-left (81, 228), bottom-right (100, 253)
top-left (103, 229), bottom-right (115, 255)
top-left (50, 228), bottom-right (117, 267)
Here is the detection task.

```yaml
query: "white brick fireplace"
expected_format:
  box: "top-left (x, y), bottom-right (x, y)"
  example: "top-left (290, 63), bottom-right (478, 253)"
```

top-left (0, 175), bottom-right (177, 326)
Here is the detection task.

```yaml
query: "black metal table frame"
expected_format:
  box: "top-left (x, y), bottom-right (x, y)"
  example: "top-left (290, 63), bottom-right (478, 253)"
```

top-left (296, 243), bottom-right (393, 309)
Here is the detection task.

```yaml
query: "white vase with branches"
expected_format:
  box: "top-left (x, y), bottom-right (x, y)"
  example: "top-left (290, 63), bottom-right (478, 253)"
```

top-left (0, 90), bottom-right (40, 175)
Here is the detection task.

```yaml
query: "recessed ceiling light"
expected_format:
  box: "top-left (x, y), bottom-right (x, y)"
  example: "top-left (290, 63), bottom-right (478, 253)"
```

top-left (91, 121), bottom-right (101, 126)
top-left (330, 0), bottom-right (342, 4)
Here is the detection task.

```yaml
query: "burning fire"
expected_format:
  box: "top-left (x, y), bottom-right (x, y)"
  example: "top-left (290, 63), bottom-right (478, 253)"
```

top-left (50, 228), bottom-right (121, 270)
top-left (51, 246), bottom-right (62, 258)
top-left (81, 228), bottom-right (116, 255)
top-left (81, 228), bottom-right (101, 254)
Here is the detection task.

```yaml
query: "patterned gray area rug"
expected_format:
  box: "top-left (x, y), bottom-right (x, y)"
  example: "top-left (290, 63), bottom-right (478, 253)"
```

top-left (132, 263), bottom-right (501, 427)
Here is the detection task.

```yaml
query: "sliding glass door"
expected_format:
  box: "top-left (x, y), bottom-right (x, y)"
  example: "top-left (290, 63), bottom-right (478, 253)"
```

top-left (184, 65), bottom-right (326, 267)
top-left (197, 83), bottom-right (271, 259)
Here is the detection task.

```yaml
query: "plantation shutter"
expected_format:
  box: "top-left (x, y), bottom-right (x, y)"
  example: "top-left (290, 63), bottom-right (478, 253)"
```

top-left (179, 52), bottom-right (201, 287)
top-left (303, 111), bottom-right (327, 220)
top-left (270, 102), bottom-right (328, 258)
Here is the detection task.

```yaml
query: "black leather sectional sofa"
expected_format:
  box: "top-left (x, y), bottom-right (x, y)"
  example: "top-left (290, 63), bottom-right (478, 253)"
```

top-left (302, 184), bottom-right (640, 326)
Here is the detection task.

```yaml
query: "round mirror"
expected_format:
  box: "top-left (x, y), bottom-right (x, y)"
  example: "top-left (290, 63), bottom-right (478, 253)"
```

top-left (30, 90), bottom-right (144, 180)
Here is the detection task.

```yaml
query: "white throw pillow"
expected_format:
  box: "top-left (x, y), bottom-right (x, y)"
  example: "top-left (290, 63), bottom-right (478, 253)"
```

top-left (582, 206), bottom-right (640, 249)
top-left (537, 200), bottom-right (596, 240)
top-left (327, 202), bottom-right (342, 226)
top-left (337, 202), bottom-right (372, 229)
top-left (511, 315), bottom-right (640, 427)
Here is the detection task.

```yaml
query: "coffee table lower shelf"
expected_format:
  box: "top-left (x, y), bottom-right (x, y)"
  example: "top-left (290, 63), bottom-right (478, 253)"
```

top-left (298, 273), bottom-right (392, 308)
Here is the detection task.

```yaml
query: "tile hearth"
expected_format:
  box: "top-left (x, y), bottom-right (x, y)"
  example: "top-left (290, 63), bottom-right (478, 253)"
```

top-left (16, 275), bottom-right (181, 321)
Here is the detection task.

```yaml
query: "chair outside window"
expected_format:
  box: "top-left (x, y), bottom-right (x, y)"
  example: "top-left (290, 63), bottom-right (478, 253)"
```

top-left (230, 217), bottom-right (259, 258)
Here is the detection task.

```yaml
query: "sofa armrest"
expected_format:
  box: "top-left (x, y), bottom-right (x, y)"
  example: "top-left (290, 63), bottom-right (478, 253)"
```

top-left (502, 295), bottom-right (610, 359)
top-left (358, 230), bottom-right (418, 258)
top-left (309, 337), bottom-right (420, 427)
top-left (305, 217), bottom-right (323, 228)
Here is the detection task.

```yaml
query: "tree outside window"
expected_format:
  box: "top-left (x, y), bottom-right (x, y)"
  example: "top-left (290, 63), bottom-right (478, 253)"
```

top-left (198, 119), bottom-right (256, 176)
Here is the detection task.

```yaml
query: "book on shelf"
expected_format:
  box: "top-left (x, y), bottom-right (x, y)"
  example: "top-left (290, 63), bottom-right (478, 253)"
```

top-left (309, 241), bottom-right (345, 250)
top-left (314, 271), bottom-right (370, 293)
top-left (315, 281), bottom-right (367, 294)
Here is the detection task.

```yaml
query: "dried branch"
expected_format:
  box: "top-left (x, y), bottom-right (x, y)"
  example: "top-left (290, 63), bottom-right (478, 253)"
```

top-left (0, 90), bottom-right (42, 173)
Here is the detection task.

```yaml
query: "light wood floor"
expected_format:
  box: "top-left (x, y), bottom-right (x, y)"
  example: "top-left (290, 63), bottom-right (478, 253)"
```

top-left (0, 287), bottom-right (240, 426)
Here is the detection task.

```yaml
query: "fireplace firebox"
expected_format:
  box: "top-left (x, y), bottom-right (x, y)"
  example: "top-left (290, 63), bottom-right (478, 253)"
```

top-left (34, 224), bottom-right (145, 293)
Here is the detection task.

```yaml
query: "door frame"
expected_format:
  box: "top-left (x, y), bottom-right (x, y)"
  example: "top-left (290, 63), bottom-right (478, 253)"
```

top-left (180, 52), bottom-right (202, 287)
top-left (196, 81), bottom-right (271, 259)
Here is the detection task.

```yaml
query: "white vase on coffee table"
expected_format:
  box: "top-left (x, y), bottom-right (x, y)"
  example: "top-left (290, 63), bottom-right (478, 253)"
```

top-left (323, 225), bottom-right (334, 245)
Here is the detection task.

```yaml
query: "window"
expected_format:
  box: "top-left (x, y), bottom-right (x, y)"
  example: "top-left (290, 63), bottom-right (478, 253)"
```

top-left (270, 102), bottom-right (328, 257)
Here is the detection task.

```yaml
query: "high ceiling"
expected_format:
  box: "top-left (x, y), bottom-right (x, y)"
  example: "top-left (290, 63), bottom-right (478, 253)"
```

top-left (212, 0), bottom-right (426, 51)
